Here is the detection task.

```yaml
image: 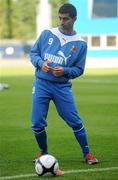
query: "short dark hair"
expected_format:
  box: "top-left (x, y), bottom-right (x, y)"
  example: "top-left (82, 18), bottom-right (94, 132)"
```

top-left (58, 3), bottom-right (77, 18)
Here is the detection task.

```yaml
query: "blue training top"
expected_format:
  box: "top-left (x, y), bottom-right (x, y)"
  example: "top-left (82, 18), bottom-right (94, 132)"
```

top-left (30, 27), bottom-right (87, 83)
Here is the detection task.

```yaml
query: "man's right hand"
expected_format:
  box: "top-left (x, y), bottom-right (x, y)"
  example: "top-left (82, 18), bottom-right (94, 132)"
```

top-left (42, 61), bottom-right (51, 73)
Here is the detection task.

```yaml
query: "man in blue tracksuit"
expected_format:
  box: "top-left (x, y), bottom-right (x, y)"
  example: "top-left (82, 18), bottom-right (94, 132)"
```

top-left (30, 3), bottom-right (98, 176)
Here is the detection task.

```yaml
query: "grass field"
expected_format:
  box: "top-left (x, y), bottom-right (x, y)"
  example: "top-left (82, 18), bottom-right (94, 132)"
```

top-left (0, 63), bottom-right (118, 180)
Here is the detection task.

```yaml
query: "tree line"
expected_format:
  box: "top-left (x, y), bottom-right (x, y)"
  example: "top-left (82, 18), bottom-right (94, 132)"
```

top-left (0, 0), bottom-right (68, 40)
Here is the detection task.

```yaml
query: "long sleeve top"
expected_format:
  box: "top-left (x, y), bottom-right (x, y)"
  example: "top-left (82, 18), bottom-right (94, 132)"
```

top-left (30, 27), bottom-right (87, 83)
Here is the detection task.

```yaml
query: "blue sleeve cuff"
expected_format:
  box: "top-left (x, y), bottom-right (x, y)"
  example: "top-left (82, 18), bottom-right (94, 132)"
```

top-left (38, 59), bottom-right (44, 68)
top-left (63, 67), bottom-right (70, 75)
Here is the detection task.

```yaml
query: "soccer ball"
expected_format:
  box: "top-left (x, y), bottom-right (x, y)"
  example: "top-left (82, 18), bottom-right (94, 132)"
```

top-left (35, 154), bottom-right (59, 176)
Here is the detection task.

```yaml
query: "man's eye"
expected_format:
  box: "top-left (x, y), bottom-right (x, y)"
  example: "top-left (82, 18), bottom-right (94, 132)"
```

top-left (63, 18), bottom-right (69, 21)
top-left (59, 17), bottom-right (69, 21)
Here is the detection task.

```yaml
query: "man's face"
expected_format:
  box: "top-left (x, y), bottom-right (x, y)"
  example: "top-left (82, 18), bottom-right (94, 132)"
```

top-left (58, 13), bottom-right (76, 32)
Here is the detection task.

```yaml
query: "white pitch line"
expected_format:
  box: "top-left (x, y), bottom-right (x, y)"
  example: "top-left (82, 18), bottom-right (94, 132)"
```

top-left (0, 167), bottom-right (118, 180)
top-left (64, 166), bottom-right (118, 174)
top-left (0, 174), bottom-right (36, 180)
top-left (73, 79), bottom-right (118, 84)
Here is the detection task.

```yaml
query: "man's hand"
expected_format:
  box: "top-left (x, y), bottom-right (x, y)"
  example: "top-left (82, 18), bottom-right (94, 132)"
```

top-left (52, 66), bottom-right (64, 77)
top-left (42, 62), bottom-right (64, 77)
top-left (42, 61), bottom-right (51, 73)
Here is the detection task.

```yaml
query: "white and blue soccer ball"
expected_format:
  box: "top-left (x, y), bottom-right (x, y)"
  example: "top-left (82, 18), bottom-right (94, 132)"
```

top-left (35, 154), bottom-right (59, 176)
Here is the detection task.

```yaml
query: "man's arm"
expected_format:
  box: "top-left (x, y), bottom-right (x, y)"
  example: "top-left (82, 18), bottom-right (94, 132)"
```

top-left (63, 43), bottom-right (87, 79)
top-left (52, 43), bottom-right (87, 78)
top-left (30, 30), bottom-right (49, 68)
top-left (30, 38), bottom-right (44, 68)
top-left (52, 66), bottom-right (83, 78)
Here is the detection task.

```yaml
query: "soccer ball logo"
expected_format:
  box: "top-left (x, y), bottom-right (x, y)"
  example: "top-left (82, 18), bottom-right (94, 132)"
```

top-left (35, 154), bottom-right (59, 176)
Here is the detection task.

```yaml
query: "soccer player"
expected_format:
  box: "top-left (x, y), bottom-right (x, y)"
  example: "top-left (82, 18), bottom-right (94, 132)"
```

top-left (30, 3), bottom-right (98, 176)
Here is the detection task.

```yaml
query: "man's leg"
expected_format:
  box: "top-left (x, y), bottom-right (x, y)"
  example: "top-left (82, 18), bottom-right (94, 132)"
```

top-left (54, 101), bottom-right (89, 157)
top-left (34, 129), bottom-right (48, 155)
top-left (53, 84), bottom-right (98, 164)
top-left (72, 126), bottom-right (89, 157)
top-left (31, 79), bottom-right (51, 156)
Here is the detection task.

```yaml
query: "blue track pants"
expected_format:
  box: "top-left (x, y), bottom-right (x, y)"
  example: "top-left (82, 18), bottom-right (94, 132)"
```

top-left (31, 78), bottom-right (89, 156)
top-left (31, 78), bottom-right (83, 131)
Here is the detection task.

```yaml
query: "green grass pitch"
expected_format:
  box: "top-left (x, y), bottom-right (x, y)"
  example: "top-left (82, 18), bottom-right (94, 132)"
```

top-left (0, 64), bottom-right (118, 180)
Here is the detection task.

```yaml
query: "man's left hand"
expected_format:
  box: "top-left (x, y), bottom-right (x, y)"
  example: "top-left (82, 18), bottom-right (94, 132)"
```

top-left (52, 66), bottom-right (64, 77)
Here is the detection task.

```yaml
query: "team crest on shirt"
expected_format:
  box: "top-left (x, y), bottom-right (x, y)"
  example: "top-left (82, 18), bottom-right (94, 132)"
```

top-left (71, 46), bottom-right (77, 52)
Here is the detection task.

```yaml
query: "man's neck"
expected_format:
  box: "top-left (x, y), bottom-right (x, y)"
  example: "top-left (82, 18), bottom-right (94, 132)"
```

top-left (59, 27), bottom-right (76, 35)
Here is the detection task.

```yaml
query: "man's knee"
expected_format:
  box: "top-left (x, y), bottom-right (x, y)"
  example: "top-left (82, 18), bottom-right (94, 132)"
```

top-left (31, 120), bottom-right (47, 133)
top-left (32, 127), bottom-right (45, 134)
